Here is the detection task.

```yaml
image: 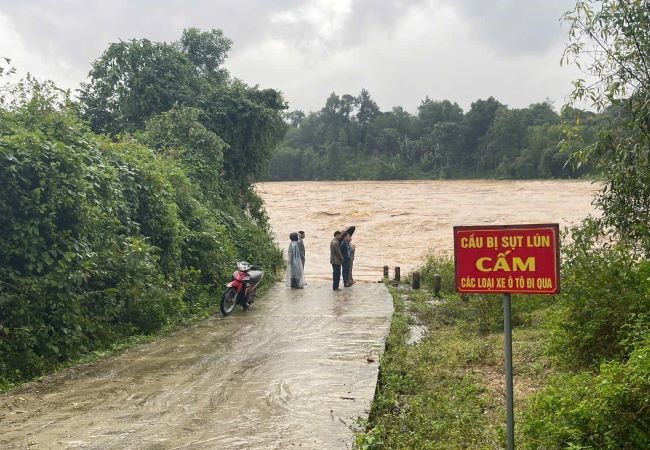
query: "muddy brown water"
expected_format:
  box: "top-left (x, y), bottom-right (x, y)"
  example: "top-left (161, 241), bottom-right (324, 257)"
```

top-left (0, 283), bottom-right (393, 449)
top-left (257, 180), bottom-right (600, 281)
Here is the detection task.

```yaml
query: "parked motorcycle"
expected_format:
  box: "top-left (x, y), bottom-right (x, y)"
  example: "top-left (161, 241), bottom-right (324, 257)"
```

top-left (220, 261), bottom-right (264, 315)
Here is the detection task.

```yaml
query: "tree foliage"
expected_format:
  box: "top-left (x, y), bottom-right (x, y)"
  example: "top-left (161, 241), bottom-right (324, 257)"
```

top-left (141, 106), bottom-right (226, 198)
top-left (79, 38), bottom-right (203, 135)
top-left (80, 29), bottom-right (287, 195)
top-left (563, 0), bottom-right (650, 254)
top-left (179, 27), bottom-right (231, 81)
top-left (0, 30), bottom-right (285, 386)
top-left (521, 2), bottom-right (650, 447)
top-left (268, 90), bottom-right (595, 181)
top-left (548, 222), bottom-right (650, 369)
top-left (201, 81), bottom-right (287, 187)
top-left (522, 346), bottom-right (649, 450)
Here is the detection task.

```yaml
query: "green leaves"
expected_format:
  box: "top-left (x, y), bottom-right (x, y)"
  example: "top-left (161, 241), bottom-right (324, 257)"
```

top-left (1, 70), bottom-right (283, 385)
top-left (79, 38), bottom-right (204, 135)
top-left (79, 28), bottom-right (287, 204)
top-left (521, 347), bottom-right (649, 450)
top-left (268, 90), bottom-right (597, 180)
top-left (202, 82), bottom-right (287, 187)
top-left (562, 0), bottom-right (650, 254)
top-left (179, 28), bottom-right (232, 79)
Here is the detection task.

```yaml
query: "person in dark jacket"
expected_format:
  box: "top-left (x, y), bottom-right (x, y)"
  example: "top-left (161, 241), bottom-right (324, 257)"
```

top-left (340, 234), bottom-right (352, 287)
top-left (330, 231), bottom-right (344, 290)
top-left (348, 236), bottom-right (356, 285)
top-left (297, 231), bottom-right (305, 268)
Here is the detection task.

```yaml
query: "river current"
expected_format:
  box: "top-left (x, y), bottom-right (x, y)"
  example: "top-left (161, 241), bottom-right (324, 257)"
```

top-left (256, 180), bottom-right (600, 281)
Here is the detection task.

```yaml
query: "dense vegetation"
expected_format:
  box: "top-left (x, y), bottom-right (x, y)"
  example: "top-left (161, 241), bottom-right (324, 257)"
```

top-left (356, 266), bottom-right (556, 449)
top-left (359, 1), bottom-right (649, 448)
top-left (269, 92), bottom-right (603, 180)
top-left (358, 244), bottom-right (648, 449)
top-left (0, 29), bottom-right (285, 388)
top-left (520, 1), bottom-right (650, 447)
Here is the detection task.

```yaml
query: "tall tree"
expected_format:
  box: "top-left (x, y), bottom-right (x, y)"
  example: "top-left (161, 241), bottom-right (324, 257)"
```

top-left (479, 107), bottom-right (529, 173)
top-left (179, 27), bottom-right (232, 81)
top-left (356, 89), bottom-right (380, 124)
top-left (460, 97), bottom-right (503, 169)
top-left (286, 110), bottom-right (306, 128)
top-left (417, 98), bottom-right (463, 133)
top-left (80, 30), bottom-right (287, 187)
top-left (340, 94), bottom-right (358, 122)
top-left (563, 0), bottom-right (650, 253)
top-left (527, 101), bottom-right (560, 126)
top-left (79, 39), bottom-right (203, 135)
top-left (202, 81), bottom-right (287, 186)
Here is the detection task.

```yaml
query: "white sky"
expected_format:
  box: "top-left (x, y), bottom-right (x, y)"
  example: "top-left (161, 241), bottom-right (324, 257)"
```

top-left (0, 0), bottom-right (582, 113)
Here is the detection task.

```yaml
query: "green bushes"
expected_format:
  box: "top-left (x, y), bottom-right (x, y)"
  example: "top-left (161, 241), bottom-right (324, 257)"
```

top-left (521, 340), bottom-right (649, 450)
top-left (418, 253), bottom-right (553, 335)
top-left (0, 83), bottom-right (282, 386)
top-left (411, 230), bottom-right (650, 449)
top-left (548, 228), bottom-right (650, 369)
top-left (516, 2), bottom-right (650, 445)
top-left (419, 252), bottom-right (456, 294)
top-left (519, 223), bottom-right (650, 448)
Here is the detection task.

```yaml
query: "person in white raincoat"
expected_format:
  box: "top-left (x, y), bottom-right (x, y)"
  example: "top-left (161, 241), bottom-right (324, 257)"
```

top-left (286, 232), bottom-right (306, 288)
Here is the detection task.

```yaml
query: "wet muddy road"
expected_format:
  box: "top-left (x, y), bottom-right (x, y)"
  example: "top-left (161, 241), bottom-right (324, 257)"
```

top-left (0, 282), bottom-right (392, 450)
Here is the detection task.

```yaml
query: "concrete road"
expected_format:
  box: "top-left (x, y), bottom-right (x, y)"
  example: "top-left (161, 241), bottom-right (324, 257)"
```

top-left (0, 282), bottom-right (393, 450)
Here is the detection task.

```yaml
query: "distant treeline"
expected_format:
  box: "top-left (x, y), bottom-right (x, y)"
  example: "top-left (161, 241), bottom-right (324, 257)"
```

top-left (0, 29), bottom-right (285, 386)
top-left (268, 91), bottom-right (604, 180)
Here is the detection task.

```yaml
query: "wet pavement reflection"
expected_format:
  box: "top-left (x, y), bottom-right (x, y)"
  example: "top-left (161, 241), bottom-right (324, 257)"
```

top-left (0, 282), bottom-right (393, 450)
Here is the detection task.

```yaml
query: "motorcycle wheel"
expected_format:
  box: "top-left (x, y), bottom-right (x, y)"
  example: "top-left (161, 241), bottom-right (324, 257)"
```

top-left (242, 291), bottom-right (255, 309)
top-left (220, 287), bottom-right (238, 316)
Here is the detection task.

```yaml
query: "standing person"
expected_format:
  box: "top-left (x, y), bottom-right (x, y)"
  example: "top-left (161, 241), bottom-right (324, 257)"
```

top-left (297, 231), bottom-right (306, 269)
top-left (330, 231), bottom-right (344, 290)
top-left (286, 232), bottom-right (305, 288)
top-left (349, 237), bottom-right (356, 285)
top-left (340, 234), bottom-right (352, 287)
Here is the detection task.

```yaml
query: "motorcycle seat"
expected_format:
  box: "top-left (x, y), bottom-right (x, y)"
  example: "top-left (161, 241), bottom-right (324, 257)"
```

top-left (248, 270), bottom-right (263, 282)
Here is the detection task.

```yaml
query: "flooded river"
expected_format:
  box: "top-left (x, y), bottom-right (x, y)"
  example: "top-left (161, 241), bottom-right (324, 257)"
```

top-left (256, 180), bottom-right (600, 281)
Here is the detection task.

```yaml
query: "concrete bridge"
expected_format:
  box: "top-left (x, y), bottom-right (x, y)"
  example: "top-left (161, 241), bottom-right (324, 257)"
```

top-left (0, 282), bottom-right (393, 450)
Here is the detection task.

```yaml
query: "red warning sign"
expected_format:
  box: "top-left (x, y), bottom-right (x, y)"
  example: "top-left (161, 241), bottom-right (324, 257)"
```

top-left (454, 224), bottom-right (560, 294)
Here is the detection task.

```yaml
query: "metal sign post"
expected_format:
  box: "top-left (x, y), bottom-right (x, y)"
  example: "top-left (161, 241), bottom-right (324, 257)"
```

top-left (503, 293), bottom-right (514, 450)
top-left (453, 224), bottom-right (561, 450)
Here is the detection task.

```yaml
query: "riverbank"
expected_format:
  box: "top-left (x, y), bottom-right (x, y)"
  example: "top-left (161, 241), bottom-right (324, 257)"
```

top-left (357, 239), bottom-right (649, 449)
top-left (356, 281), bottom-right (553, 449)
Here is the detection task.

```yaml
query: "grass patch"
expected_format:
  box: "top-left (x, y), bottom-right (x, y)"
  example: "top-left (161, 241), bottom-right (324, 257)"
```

top-left (356, 284), bottom-right (554, 449)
